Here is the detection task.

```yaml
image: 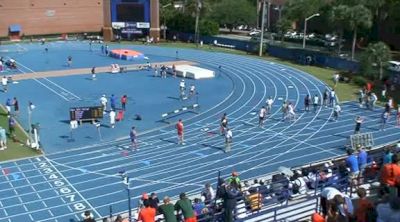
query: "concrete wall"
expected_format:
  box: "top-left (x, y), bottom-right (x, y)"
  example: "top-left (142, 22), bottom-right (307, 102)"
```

top-left (0, 0), bottom-right (104, 37)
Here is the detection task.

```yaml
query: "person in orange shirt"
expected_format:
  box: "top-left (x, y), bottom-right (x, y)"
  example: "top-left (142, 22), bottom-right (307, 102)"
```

top-left (380, 154), bottom-right (400, 187)
top-left (137, 201), bottom-right (156, 222)
top-left (354, 188), bottom-right (373, 222)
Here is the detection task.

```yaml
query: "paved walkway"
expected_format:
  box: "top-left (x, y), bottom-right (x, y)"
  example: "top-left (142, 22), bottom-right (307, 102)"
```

top-left (10, 60), bottom-right (195, 81)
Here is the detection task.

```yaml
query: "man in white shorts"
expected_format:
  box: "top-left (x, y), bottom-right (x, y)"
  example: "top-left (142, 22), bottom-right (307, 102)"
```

top-left (100, 94), bottom-right (107, 112)
top-left (109, 109), bottom-right (116, 128)
top-left (288, 103), bottom-right (296, 121)
top-left (2, 76), bottom-right (7, 92)
top-left (266, 96), bottom-right (273, 114)
top-left (258, 106), bottom-right (267, 127)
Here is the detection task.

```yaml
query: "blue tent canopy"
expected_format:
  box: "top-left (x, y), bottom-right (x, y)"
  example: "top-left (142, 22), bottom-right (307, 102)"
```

top-left (9, 24), bottom-right (21, 32)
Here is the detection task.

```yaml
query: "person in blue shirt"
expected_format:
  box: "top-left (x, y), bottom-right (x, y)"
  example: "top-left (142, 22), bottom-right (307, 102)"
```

top-left (110, 94), bottom-right (116, 110)
top-left (357, 146), bottom-right (368, 183)
top-left (345, 149), bottom-right (359, 185)
top-left (383, 147), bottom-right (393, 164)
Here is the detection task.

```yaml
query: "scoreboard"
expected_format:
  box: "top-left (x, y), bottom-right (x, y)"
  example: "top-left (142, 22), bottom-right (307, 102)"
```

top-left (69, 106), bottom-right (103, 121)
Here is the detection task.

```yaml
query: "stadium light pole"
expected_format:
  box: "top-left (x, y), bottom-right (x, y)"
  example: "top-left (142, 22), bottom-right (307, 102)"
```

top-left (259, 0), bottom-right (266, 56)
top-left (302, 13), bottom-right (320, 49)
top-left (161, 3), bottom-right (172, 40)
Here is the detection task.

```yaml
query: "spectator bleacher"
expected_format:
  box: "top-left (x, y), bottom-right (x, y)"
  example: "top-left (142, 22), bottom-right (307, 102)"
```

top-left (90, 141), bottom-right (400, 222)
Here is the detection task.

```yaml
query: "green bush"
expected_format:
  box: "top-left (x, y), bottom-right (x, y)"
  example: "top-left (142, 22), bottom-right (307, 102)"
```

top-left (200, 20), bottom-right (219, 36)
top-left (352, 76), bottom-right (368, 87)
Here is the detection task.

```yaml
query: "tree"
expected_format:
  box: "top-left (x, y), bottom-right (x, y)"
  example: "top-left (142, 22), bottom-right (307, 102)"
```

top-left (212, 0), bottom-right (256, 32)
top-left (329, 5), bottom-right (350, 55)
top-left (276, 18), bottom-right (292, 42)
top-left (364, 42), bottom-right (392, 80)
top-left (347, 5), bottom-right (373, 60)
top-left (285, 0), bottom-right (324, 21)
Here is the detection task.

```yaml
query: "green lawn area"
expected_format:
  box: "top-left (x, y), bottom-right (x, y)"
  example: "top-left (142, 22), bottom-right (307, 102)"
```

top-left (0, 107), bottom-right (40, 162)
top-left (152, 41), bottom-right (359, 102)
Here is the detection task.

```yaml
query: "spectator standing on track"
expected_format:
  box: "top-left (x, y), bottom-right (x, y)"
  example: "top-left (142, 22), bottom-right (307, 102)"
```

top-left (67, 56), bottom-right (72, 67)
top-left (225, 128), bottom-right (233, 153)
top-left (91, 67), bottom-right (96, 80)
top-left (110, 94), bottom-right (116, 110)
top-left (105, 44), bottom-right (109, 55)
top-left (189, 84), bottom-right (196, 98)
top-left (176, 119), bottom-right (185, 145)
top-left (5, 98), bottom-right (12, 114)
top-left (358, 89), bottom-right (364, 108)
top-left (109, 109), bottom-right (116, 128)
top-left (100, 94), bottom-right (108, 113)
top-left (258, 106), bottom-right (267, 127)
top-left (354, 116), bottom-right (364, 134)
top-left (153, 65), bottom-right (158, 77)
top-left (313, 94), bottom-right (319, 113)
top-left (130, 127), bottom-right (138, 151)
top-left (101, 45), bottom-right (104, 54)
top-left (121, 95), bottom-right (127, 111)
top-left (323, 89), bottom-right (329, 107)
top-left (159, 196), bottom-right (177, 222)
top-left (175, 193), bottom-right (197, 222)
top-left (2, 76), bottom-right (7, 93)
top-left (370, 93), bottom-right (377, 110)
top-left (220, 113), bottom-right (228, 135)
top-left (266, 96), bottom-right (273, 114)
top-left (380, 111), bottom-right (389, 131)
top-left (13, 97), bottom-right (19, 116)
top-left (330, 89), bottom-right (336, 107)
top-left (179, 79), bottom-right (186, 99)
top-left (138, 200), bottom-right (156, 222)
top-left (161, 65), bottom-right (167, 78)
top-left (333, 104), bottom-right (341, 121)
top-left (304, 95), bottom-right (311, 112)
top-left (172, 64), bottom-right (177, 78)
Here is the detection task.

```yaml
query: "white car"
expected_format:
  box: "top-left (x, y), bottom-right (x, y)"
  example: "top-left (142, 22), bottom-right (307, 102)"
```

top-left (249, 29), bottom-right (261, 36)
top-left (387, 61), bottom-right (400, 72)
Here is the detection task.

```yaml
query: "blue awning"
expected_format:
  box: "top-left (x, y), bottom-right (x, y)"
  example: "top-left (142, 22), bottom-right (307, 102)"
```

top-left (9, 24), bottom-right (21, 32)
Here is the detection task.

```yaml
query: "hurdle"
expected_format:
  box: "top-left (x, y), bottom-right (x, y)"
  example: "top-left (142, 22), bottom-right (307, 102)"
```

top-left (159, 104), bottom-right (199, 124)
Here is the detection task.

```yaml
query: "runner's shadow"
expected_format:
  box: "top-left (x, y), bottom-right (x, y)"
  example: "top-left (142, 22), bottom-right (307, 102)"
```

top-left (201, 143), bottom-right (224, 152)
top-left (159, 138), bottom-right (177, 144)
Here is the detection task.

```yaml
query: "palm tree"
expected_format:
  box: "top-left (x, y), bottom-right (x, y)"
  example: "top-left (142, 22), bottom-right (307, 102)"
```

top-left (347, 5), bottom-right (372, 60)
top-left (365, 42), bottom-right (391, 80)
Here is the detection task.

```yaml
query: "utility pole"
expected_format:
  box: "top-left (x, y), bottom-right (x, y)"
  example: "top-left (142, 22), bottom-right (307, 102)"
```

top-left (259, 0), bottom-right (266, 57)
top-left (194, 0), bottom-right (201, 46)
